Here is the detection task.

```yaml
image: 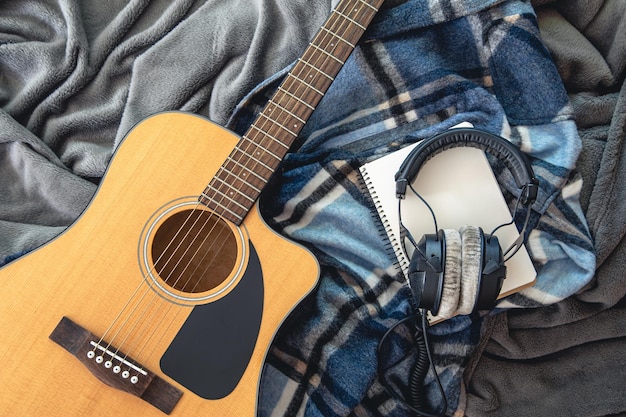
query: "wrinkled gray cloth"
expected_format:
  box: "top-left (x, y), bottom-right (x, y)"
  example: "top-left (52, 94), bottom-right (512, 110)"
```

top-left (464, 1), bottom-right (626, 415)
top-left (0, 0), bottom-right (334, 265)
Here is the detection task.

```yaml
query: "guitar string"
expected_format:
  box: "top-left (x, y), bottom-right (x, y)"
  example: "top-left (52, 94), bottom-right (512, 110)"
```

top-left (124, 0), bottom-right (372, 374)
top-left (164, 0), bottom-right (367, 291)
top-left (126, 0), bottom-right (378, 377)
top-left (161, 0), bottom-right (372, 295)
top-left (90, 168), bottom-right (229, 355)
top-left (93, 0), bottom-right (372, 373)
top-left (168, 0), bottom-right (379, 296)
top-left (94, 173), bottom-right (256, 367)
top-left (130, 0), bottom-right (368, 372)
top-left (91, 0), bottom-right (376, 376)
top-left (98, 182), bottom-right (240, 361)
top-left (90, 199), bottom-right (210, 357)
top-left (97, 141), bottom-right (261, 367)
top-left (111, 208), bottom-right (237, 365)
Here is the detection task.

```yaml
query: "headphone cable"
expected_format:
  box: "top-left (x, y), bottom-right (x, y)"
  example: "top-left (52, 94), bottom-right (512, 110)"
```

top-left (377, 312), bottom-right (448, 417)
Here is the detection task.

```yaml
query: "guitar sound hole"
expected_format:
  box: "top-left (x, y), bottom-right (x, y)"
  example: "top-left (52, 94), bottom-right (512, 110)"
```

top-left (151, 209), bottom-right (238, 293)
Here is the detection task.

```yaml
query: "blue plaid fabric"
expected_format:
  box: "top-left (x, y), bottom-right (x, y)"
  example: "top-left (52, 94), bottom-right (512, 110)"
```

top-left (228, 0), bottom-right (595, 415)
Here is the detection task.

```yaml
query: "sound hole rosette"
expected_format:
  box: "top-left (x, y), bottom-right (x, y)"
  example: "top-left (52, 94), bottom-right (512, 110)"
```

top-left (138, 197), bottom-right (248, 306)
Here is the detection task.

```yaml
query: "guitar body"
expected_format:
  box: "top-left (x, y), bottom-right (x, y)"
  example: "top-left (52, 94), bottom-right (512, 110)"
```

top-left (0, 1), bottom-right (386, 413)
top-left (0, 112), bottom-right (319, 416)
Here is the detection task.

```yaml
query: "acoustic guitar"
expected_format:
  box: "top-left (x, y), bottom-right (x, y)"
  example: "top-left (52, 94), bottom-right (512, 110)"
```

top-left (0, 1), bottom-right (383, 415)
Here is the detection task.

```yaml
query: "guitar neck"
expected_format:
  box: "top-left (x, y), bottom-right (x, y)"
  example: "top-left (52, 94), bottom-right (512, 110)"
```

top-left (200, 0), bottom-right (385, 224)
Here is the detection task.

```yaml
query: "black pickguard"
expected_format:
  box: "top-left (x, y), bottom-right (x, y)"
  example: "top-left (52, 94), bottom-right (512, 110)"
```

top-left (160, 241), bottom-right (264, 399)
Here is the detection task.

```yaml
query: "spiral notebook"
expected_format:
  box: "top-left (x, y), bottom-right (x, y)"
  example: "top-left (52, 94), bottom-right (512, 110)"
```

top-left (359, 130), bottom-right (536, 307)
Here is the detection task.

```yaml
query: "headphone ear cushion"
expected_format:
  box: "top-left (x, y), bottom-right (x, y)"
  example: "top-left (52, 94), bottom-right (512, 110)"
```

top-left (457, 225), bottom-right (483, 315)
top-left (437, 229), bottom-right (462, 319)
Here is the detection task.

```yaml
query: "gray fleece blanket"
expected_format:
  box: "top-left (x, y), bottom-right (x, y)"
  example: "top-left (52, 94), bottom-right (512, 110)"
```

top-left (0, 0), bottom-right (335, 264)
top-left (464, 1), bottom-right (626, 415)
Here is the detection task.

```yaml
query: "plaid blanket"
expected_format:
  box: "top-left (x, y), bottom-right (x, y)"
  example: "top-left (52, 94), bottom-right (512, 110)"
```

top-left (227, 0), bottom-right (596, 415)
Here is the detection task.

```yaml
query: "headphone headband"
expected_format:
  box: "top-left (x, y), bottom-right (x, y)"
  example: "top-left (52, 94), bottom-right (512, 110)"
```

top-left (395, 128), bottom-right (538, 206)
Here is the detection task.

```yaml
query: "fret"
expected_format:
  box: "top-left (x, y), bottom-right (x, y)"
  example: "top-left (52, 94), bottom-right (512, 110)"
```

top-left (213, 169), bottom-right (259, 202)
top-left (264, 100), bottom-right (312, 133)
top-left (297, 58), bottom-right (335, 81)
top-left (288, 73), bottom-right (326, 97)
top-left (242, 133), bottom-right (288, 157)
top-left (357, 0), bottom-right (379, 11)
top-left (266, 96), bottom-right (313, 125)
top-left (229, 148), bottom-right (274, 174)
top-left (344, 0), bottom-right (380, 15)
top-left (309, 43), bottom-right (345, 65)
top-left (223, 157), bottom-right (264, 190)
top-left (277, 87), bottom-right (316, 110)
top-left (299, 48), bottom-right (344, 80)
top-left (311, 36), bottom-right (353, 71)
top-left (334, 9), bottom-right (367, 31)
top-left (287, 63), bottom-right (334, 108)
top-left (199, 0), bottom-right (384, 224)
top-left (200, 189), bottom-right (249, 213)
top-left (321, 27), bottom-right (355, 48)
top-left (200, 196), bottom-right (245, 224)
top-left (234, 150), bottom-right (275, 173)
top-left (268, 99), bottom-right (306, 124)
top-left (258, 112), bottom-right (298, 137)
top-left (246, 131), bottom-right (290, 155)
top-left (245, 127), bottom-right (286, 159)
top-left (206, 168), bottom-right (264, 201)
top-left (206, 181), bottom-right (254, 207)
top-left (229, 147), bottom-right (276, 176)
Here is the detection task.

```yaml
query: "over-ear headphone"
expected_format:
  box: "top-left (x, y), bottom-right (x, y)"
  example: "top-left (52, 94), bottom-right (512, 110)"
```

top-left (394, 128), bottom-right (538, 319)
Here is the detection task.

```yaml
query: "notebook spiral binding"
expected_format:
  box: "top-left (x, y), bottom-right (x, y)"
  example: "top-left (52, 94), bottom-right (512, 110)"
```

top-left (360, 168), bottom-right (410, 280)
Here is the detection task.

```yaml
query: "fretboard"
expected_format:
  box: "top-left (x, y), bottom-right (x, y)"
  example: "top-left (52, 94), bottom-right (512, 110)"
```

top-left (200, 0), bottom-right (385, 224)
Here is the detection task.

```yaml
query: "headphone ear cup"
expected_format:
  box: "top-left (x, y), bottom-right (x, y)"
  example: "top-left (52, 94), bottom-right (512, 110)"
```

top-left (457, 225), bottom-right (483, 315)
top-left (475, 232), bottom-right (506, 310)
top-left (437, 229), bottom-right (462, 319)
top-left (407, 232), bottom-right (444, 315)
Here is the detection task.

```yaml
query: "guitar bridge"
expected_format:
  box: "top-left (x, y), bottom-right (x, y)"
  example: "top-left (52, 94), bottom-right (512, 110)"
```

top-left (49, 317), bottom-right (182, 415)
